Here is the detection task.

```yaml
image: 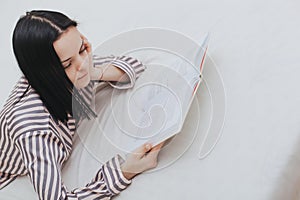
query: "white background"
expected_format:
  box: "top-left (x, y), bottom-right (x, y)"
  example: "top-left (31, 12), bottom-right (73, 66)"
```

top-left (1, 0), bottom-right (300, 199)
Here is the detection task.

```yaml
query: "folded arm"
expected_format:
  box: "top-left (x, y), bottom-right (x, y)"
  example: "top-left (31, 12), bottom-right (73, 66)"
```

top-left (91, 55), bottom-right (146, 89)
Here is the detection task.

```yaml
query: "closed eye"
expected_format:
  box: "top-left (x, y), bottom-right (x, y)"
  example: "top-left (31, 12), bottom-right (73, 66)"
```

top-left (64, 63), bottom-right (71, 69)
top-left (63, 47), bottom-right (87, 69)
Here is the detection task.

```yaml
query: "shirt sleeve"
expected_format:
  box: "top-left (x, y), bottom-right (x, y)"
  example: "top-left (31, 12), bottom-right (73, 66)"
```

top-left (15, 130), bottom-right (131, 200)
top-left (79, 54), bottom-right (146, 106)
top-left (92, 54), bottom-right (146, 89)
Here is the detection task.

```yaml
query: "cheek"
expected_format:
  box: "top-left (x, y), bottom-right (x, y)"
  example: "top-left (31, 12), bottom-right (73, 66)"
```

top-left (65, 69), bottom-right (77, 84)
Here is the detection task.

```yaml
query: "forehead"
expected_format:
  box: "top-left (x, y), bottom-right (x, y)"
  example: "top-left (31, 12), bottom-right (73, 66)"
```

top-left (53, 26), bottom-right (81, 60)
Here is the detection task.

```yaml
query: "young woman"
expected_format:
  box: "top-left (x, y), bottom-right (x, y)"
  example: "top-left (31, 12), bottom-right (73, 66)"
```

top-left (0, 10), bottom-right (164, 199)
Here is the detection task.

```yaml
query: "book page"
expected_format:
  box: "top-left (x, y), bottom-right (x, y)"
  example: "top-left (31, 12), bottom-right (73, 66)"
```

top-left (94, 33), bottom-right (209, 152)
top-left (96, 49), bottom-right (201, 152)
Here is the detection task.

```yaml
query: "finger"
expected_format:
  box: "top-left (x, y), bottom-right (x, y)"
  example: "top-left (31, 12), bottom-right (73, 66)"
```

top-left (133, 143), bottom-right (152, 158)
top-left (146, 142), bottom-right (165, 159)
top-left (84, 40), bottom-right (92, 53)
top-left (80, 35), bottom-right (92, 53)
top-left (81, 35), bottom-right (89, 44)
top-left (151, 141), bottom-right (165, 151)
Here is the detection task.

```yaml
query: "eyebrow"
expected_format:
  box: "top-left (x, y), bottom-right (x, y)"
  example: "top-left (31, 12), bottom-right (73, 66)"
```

top-left (61, 39), bottom-right (84, 63)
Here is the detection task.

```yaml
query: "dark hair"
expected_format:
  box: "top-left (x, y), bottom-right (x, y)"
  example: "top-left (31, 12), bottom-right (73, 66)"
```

top-left (12, 10), bottom-right (96, 124)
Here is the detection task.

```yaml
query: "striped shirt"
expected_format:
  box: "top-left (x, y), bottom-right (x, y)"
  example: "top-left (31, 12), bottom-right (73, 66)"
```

top-left (0, 55), bottom-right (145, 199)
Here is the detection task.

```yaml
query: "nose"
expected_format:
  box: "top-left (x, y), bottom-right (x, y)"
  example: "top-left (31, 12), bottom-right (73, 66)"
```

top-left (75, 55), bottom-right (88, 71)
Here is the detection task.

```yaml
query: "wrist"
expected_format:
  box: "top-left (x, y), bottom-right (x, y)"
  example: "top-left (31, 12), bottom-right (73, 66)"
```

top-left (111, 65), bottom-right (128, 82)
top-left (120, 165), bottom-right (137, 180)
top-left (90, 67), bottom-right (103, 81)
top-left (98, 67), bottom-right (103, 80)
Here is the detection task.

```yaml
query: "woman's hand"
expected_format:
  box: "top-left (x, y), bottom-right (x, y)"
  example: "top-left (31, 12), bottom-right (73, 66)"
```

top-left (80, 35), bottom-right (103, 81)
top-left (121, 142), bottom-right (165, 180)
top-left (81, 35), bottom-right (128, 82)
top-left (81, 35), bottom-right (92, 53)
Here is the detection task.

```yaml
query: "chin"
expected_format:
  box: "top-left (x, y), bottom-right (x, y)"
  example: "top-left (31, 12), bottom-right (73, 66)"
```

top-left (75, 74), bottom-right (91, 89)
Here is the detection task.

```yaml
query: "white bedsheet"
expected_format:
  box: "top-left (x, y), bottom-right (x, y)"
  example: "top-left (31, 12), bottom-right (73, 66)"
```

top-left (1, 0), bottom-right (300, 199)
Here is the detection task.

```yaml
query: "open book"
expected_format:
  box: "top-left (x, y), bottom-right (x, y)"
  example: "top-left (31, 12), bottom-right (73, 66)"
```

top-left (97, 33), bottom-right (210, 152)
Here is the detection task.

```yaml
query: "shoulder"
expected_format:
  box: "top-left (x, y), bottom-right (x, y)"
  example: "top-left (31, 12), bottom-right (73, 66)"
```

top-left (1, 76), bottom-right (52, 141)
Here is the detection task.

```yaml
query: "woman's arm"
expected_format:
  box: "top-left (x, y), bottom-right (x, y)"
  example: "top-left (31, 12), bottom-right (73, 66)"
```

top-left (15, 130), bottom-right (131, 200)
top-left (91, 55), bottom-right (146, 89)
top-left (82, 37), bottom-right (146, 89)
top-left (15, 130), bottom-right (164, 199)
top-left (90, 58), bottom-right (130, 83)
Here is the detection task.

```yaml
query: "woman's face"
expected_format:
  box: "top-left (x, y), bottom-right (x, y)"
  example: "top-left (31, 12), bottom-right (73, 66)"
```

top-left (53, 26), bottom-right (91, 89)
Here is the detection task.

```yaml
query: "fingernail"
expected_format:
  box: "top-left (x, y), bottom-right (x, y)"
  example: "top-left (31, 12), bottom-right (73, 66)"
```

top-left (146, 144), bottom-right (151, 150)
